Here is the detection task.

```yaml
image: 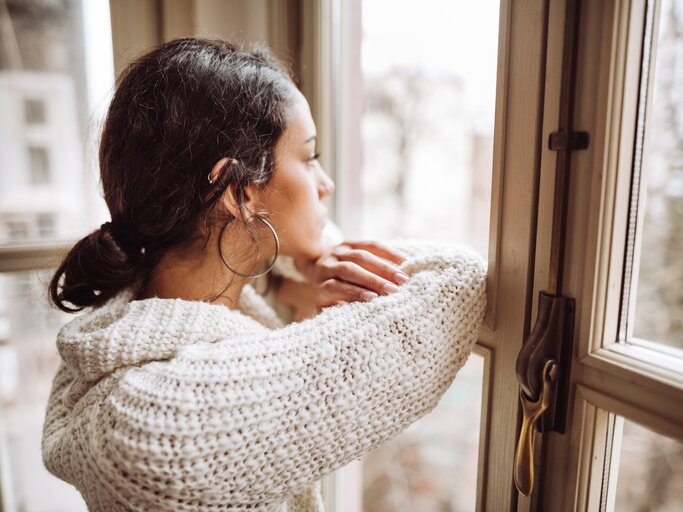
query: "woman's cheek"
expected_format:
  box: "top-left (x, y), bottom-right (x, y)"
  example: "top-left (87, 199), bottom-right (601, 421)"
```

top-left (284, 210), bottom-right (314, 256)
top-left (297, 217), bottom-right (326, 259)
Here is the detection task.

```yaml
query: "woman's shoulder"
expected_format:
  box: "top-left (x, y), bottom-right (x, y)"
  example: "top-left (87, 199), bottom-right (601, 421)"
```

top-left (54, 286), bottom-right (272, 384)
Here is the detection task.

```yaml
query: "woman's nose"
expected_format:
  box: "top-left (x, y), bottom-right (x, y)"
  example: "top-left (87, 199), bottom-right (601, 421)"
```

top-left (318, 170), bottom-right (335, 199)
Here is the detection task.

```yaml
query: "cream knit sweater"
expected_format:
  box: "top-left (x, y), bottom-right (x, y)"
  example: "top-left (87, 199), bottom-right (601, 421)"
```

top-left (42, 240), bottom-right (487, 511)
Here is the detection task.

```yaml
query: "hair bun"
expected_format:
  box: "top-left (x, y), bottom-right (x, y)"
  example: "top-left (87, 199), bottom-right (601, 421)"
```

top-left (48, 227), bottom-right (144, 312)
top-left (100, 221), bottom-right (145, 258)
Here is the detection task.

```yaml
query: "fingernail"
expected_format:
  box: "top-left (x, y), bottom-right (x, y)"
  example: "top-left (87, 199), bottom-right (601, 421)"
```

top-left (362, 291), bottom-right (378, 302)
top-left (382, 283), bottom-right (400, 295)
top-left (394, 272), bottom-right (409, 284)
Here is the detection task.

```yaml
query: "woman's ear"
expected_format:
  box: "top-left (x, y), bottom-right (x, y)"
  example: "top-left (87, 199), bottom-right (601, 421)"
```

top-left (211, 158), bottom-right (264, 222)
top-left (208, 157), bottom-right (237, 185)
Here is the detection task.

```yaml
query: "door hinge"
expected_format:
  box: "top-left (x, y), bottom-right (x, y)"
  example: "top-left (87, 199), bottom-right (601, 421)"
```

top-left (548, 130), bottom-right (589, 151)
top-left (514, 291), bottom-right (575, 496)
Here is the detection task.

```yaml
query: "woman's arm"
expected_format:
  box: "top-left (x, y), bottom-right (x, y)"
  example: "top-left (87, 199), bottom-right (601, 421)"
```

top-left (89, 242), bottom-right (487, 509)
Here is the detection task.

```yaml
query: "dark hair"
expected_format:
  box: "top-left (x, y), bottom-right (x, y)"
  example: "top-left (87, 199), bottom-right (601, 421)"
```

top-left (49, 37), bottom-right (297, 312)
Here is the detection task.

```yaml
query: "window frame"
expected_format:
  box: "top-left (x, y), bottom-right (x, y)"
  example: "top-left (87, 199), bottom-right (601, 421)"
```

top-left (536, 0), bottom-right (683, 509)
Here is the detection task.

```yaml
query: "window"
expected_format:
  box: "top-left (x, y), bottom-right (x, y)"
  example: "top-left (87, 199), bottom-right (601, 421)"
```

top-left (536, 0), bottom-right (683, 507)
top-left (357, 7), bottom-right (495, 252)
top-left (36, 214), bottom-right (56, 239)
top-left (343, 1), bottom-right (499, 509)
top-left (23, 98), bottom-right (47, 125)
top-left (0, 0), bottom-right (114, 510)
top-left (11, 1), bottom-right (672, 510)
top-left (623, 0), bottom-right (683, 353)
top-left (357, 1), bottom-right (497, 254)
top-left (27, 146), bottom-right (51, 185)
top-left (5, 221), bottom-right (29, 242)
top-left (0, 1), bottom-right (112, 247)
top-left (0, 270), bottom-right (84, 511)
top-left (614, 417), bottom-right (683, 510)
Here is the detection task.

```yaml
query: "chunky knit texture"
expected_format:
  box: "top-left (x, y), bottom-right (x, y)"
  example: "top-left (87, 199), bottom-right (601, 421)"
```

top-left (42, 241), bottom-right (487, 511)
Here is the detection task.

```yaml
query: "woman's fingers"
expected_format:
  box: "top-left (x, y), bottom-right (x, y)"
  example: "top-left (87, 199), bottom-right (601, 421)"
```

top-left (304, 241), bottom-right (413, 307)
top-left (330, 246), bottom-right (410, 287)
top-left (339, 240), bottom-right (408, 265)
top-left (318, 278), bottom-right (379, 305)
top-left (329, 260), bottom-right (403, 296)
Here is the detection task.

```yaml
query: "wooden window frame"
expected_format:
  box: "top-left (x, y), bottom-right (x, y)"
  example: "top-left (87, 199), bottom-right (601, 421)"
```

top-left (537, 0), bottom-right (683, 510)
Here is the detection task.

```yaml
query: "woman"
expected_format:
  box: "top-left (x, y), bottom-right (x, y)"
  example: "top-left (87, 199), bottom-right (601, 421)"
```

top-left (42, 38), bottom-right (487, 511)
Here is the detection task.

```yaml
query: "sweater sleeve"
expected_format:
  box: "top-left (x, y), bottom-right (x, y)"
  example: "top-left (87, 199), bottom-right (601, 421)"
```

top-left (89, 241), bottom-right (487, 510)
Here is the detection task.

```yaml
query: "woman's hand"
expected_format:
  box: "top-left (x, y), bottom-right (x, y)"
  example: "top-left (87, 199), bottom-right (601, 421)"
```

top-left (280, 241), bottom-right (411, 317)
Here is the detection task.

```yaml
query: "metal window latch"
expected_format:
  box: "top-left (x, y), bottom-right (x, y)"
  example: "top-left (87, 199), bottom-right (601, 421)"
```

top-left (514, 291), bottom-right (575, 496)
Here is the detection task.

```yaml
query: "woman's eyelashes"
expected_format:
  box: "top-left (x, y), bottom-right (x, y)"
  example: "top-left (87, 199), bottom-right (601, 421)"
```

top-left (306, 152), bottom-right (321, 165)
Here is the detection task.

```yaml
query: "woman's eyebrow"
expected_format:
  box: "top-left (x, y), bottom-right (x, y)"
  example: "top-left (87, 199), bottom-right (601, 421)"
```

top-left (303, 135), bottom-right (317, 145)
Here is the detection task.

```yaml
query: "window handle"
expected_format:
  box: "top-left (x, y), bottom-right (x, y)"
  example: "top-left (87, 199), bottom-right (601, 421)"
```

top-left (513, 291), bottom-right (575, 496)
top-left (514, 359), bottom-right (558, 496)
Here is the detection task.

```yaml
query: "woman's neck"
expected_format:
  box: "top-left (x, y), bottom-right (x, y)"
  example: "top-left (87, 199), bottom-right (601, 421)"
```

top-left (135, 222), bottom-right (280, 308)
top-left (136, 248), bottom-right (249, 308)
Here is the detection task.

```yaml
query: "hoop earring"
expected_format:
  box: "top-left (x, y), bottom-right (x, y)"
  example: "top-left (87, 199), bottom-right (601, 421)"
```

top-left (218, 217), bottom-right (279, 278)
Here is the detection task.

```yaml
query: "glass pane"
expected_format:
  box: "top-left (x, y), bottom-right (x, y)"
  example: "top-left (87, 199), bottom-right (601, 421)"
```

top-left (354, 0), bottom-right (498, 256)
top-left (628, 0), bottom-right (683, 350)
top-left (0, 270), bottom-right (87, 511)
top-left (0, 0), bottom-right (113, 510)
top-left (614, 418), bottom-right (683, 511)
top-left (0, 0), bottom-right (113, 246)
top-left (362, 354), bottom-right (484, 511)
top-left (335, 0), bottom-right (499, 509)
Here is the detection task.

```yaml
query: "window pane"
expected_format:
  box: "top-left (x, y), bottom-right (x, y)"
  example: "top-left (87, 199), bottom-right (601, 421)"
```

top-left (628, 0), bottom-right (683, 351)
top-left (614, 418), bottom-right (683, 511)
top-left (0, 270), bottom-right (87, 511)
top-left (362, 354), bottom-right (484, 511)
top-left (355, 0), bottom-right (497, 256)
top-left (0, 0), bottom-right (113, 246)
top-left (343, 1), bottom-right (499, 509)
top-left (28, 146), bottom-right (51, 185)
